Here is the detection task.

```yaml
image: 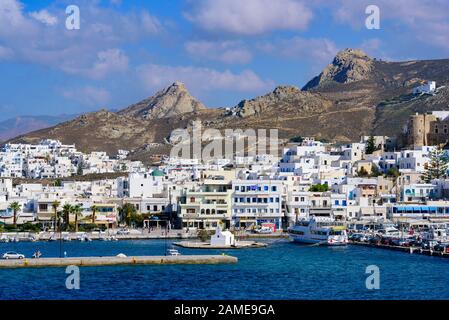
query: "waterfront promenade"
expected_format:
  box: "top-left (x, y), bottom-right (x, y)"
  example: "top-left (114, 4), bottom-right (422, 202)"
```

top-left (0, 254), bottom-right (238, 269)
top-left (1, 229), bottom-right (287, 242)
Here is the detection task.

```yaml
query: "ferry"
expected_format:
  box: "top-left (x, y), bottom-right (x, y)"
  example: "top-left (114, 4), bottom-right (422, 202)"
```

top-left (288, 217), bottom-right (348, 246)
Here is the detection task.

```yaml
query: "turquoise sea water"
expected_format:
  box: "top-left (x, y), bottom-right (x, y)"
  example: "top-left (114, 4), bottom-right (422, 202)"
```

top-left (0, 239), bottom-right (448, 300)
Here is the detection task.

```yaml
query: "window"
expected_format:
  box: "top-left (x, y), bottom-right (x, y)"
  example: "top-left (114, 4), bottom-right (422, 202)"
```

top-left (272, 186), bottom-right (277, 192)
top-left (190, 197), bottom-right (195, 203)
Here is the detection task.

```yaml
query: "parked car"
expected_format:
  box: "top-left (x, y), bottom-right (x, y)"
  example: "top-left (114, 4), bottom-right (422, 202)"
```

top-left (434, 243), bottom-right (449, 253)
top-left (2, 251), bottom-right (25, 259)
top-left (368, 235), bottom-right (381, 245)
top-left (391, 238), bottom-right (411, 247)
top-left (254, 227), bottom-right (272, 234)
top-left (117, 228), bottom-right (130, 235)
top-left (407, 238), bottom-right (422, 247)
top-left (421, 240), bottom-right (439, 250)
top-left (349, 233), bottom-right (367, 242)
top-left (380, 237), bottom-right (393, 245)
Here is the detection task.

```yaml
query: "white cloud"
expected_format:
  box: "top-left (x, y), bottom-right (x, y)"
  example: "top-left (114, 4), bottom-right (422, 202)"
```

top-left (62, 86), bottom-right (111, 107)
top-left (185, 41), bottom-right (252, 64)
top-left (257, 37), bottom-right (339, 71)
top-left (185, 0), bottom-right (313, 35)
top-left (0, 45), bottom-right (14, 60)
top-left (0, 0), bottom-right (36, 38)
top-left (332, 0), bottom-right (449, 52)
top-left (136, 64), bottom-right (274, 95)
top-left (29, 9), bottom-right (58, 26)
top-left (62, 49), bottom-right (129, 79)
top-left (0, 0), bottom-right (161, 77)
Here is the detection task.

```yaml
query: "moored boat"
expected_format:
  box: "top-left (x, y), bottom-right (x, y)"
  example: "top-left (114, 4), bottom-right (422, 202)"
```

top-left (288, 217), bottom-right (348, 246)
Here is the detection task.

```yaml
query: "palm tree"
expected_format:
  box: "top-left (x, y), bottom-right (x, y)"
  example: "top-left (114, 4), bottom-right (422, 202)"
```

top-left (118, 203), bottom-right (136, 227)
top-left (8, 202), bottom-right (21, 227)
top-left (72, 204), bottom-right (83, 233)
top-left (90, 205), bottom-right (97, 224)
top-left (62, 204), bottom-right (72, 231)
top-left (51, 200), bottom-right (61, 232)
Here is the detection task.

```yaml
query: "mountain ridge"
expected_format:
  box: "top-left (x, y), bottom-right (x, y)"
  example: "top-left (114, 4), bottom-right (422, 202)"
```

top-left (8, 48), bottom-right (449, 162)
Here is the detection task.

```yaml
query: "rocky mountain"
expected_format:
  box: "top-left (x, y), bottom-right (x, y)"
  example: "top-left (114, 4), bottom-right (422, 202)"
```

top-left (303, 48), bottom-right (374, 90)
top-left (118, 81), bottom-right (206, 119)
top-left (0, 114), bottom-right (76, 142)
top-left (8, 48), bottom-right (449, 162)
top-left (231, 85), bottom-right (331, 118)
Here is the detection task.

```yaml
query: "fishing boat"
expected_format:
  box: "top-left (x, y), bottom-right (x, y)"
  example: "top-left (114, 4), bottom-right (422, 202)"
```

top-left (167, 248), bottom-right (181, 256)
top-left (288, 216), bottom-right (348, 246)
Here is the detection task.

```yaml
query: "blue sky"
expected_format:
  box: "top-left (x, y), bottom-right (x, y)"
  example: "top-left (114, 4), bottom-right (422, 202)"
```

top-left (1, 0), bottom-right (449, 121)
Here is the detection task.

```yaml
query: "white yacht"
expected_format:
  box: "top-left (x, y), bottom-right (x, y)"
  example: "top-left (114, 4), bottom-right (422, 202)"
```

top-left (288, 217), bottom-right (348, 246)
top-left (167, 248), bottom-right (181, 256)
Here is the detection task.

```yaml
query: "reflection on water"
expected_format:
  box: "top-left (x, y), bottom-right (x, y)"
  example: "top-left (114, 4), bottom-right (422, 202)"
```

top-left (0, 239), bottom-right (447, 300)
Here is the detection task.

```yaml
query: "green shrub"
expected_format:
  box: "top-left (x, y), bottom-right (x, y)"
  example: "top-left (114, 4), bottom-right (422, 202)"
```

top-left (309, 184), bottom-right (329, 192)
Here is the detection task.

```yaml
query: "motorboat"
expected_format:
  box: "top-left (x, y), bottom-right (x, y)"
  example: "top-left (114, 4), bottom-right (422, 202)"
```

top-left (288, 216), bottom-right (348, 246)
top-left (167, 248), bottom-right (181, 256)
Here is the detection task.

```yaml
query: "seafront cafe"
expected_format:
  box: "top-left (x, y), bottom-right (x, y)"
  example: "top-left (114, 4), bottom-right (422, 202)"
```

top-left (390, 205), bottom-right (449, 220)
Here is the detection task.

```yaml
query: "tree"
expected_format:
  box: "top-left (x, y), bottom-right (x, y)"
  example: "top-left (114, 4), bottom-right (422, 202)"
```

top-left (365, 135), bottom-right (377, 154)
top-left (118, 203), bottom-right (136, 226)
top-left (370, 164), bottom-right (382, 177)
top-left (289, 136), bottom-right (304, 143)
top-left (90, 205), bottom-right (97, 224)
top-left (309, 184), bottom-right (329, 192)
top-left (51, 200), bottom-right (61, 232)
top-left (72, 204), bottom-right (83, 232)
top-left (62, 204), bottom-right (72, 231)
top-left (386, 167), bottom-right (400, 178)
top-left (76, 162), bottom-right (83, 175)
top-left (422, 147), bottom-right (449, 183)
top-left (357, 167), bottom-right (369, 177)
top-left (8, 202), bottom-right (21, 227)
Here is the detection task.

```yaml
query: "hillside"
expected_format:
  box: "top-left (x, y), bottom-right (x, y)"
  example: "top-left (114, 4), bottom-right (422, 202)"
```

top-left (8, 48), bottom-right (449, 161)
top-left (0, 114), bottom-right (76, 142)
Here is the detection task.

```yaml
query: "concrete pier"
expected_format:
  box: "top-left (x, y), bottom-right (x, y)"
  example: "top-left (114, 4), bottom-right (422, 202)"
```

top-left (0, 255), bottom-right (238, 269)
top-left (351, 241), bottom-right (449, 258)
top-left (174, 241), bottom-right (267, 249)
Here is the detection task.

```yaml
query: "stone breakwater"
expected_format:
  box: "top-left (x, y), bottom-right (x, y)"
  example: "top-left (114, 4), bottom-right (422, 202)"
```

top-left (0, 255), bottom-right (238, 269)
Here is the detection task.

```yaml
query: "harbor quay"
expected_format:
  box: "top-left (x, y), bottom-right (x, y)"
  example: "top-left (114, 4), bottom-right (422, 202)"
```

top-left (0, 254), bottom-right (238, 269)
top-left (0, 229), bottom-right (286, 242)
